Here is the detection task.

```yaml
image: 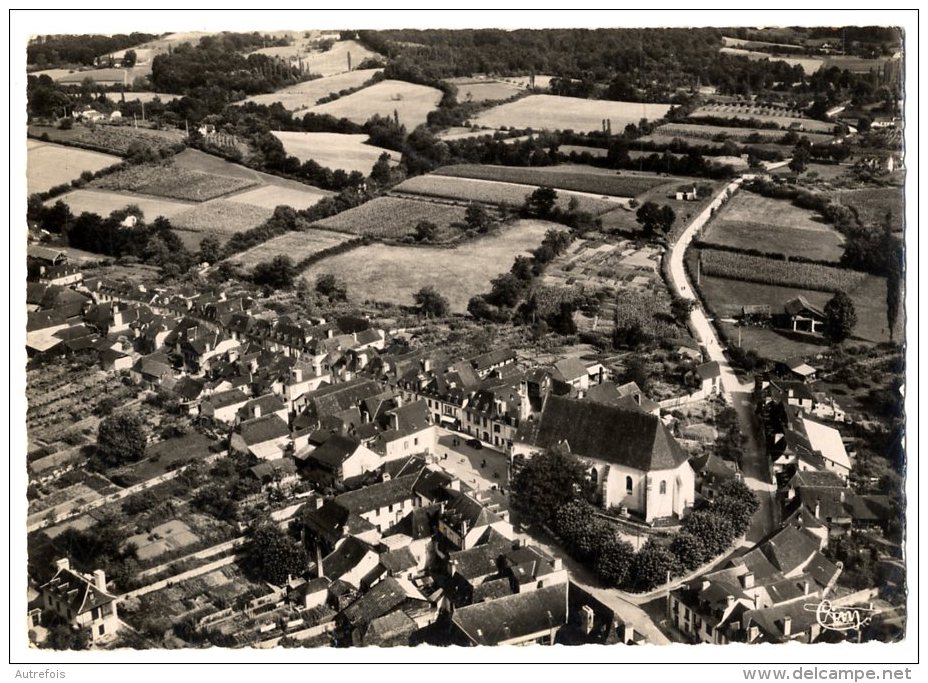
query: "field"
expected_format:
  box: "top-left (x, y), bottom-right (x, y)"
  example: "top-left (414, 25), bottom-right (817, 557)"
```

top-left (172, 200), bottom-right (274, 236)
top-left (242, 69), bottom-right (381, 111)
top-left (90, 162), bottom-right (257, 201)
top-left (836, 187), bottom-right (906, 234)
top-left (446, 77), bottom-right (525, 103)
top-left (46, 189), bottom-right (193, 220)
top-left (27, 141), bottom-right (121, 194)
top-left (628, 149), bottom-right (749, 170)
top-left (54, 65), bottom-right (153, 84)
top-left (434, 164), bottom-right (668, 197)
top-left (437, 127), bottom-right (500, 141)
top-left (302, 219), bottom-right (558, 312)
top-left (228, 229), bottom-right (355, 268)
top-left (103, 91), bottom-right (179, 105)
top-left (651, 122), bottom-right (834, 144)
top-left (823, 55), bottom-right (901, 73)
top-left (472, 95), bottom-right (672, 133)
top-left (29, 123), bottom-right (186, 155)
top-left (394, 174), bottom-right (624, 214)
top-left (251, 39), bottom-right (379, 77)
top-left (271, 131), bottom-right (396, 174)
top-left (691, 103), bottom-right (835, 132)
top-left (560, 144), bottom-right (608, 158)
top-left (702, 191), bottom-right (846, 262)
top-left (698, 273), bottom-right (900, 358)
top-left (308, 79), bottom-right (443, 129)
top-left (312, 196), bottom-right (468, 241)
top-left (719, 46), bottom-right (824, 74)
top-left (225, 185), bottom-right (331, 211)
top-left (699, 249), bottom-right (866, 293)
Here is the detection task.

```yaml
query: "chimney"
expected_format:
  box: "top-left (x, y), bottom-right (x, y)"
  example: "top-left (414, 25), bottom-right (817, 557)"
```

top-left (316, 545), bottom-right (325, 579)
top-left (93, 569), bottom-right (107, 592)
top-left (580, 605), bottom-right (594, 635)
top-left (839, 490), bottom-right (845, 503)
top-left (292, 366), bottom-right (303, 384)
top-left (814, 499), bottom-right (821, 518)
top-left (252, 403), bottom-right (262, 418)
top-left (552, 557), bottom-right (562, 571)
top-left (623, 622), bottom-right (635, 644)
top-left (741, 571), bottom-right (755, 589)
top-left (55, 558), bottom-right (70, 572)
top-left (802, 580), bottom-right (810, 595)
top-left (726, 595), bottom-right (735, 609)
top-left (748, 625), bottom-right (760, 643)
top-left (782, 615), bottom-right (792, 637)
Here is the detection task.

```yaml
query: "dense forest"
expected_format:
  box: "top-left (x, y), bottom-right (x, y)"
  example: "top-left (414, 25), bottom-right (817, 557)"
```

top-left (27, 33), bottom-right (158, 67)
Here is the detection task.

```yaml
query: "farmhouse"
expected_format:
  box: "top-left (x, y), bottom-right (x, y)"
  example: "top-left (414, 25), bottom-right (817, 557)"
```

top-left (783, 297), bottom-right (826, 335)
top-left (513, 396), bottom-right (694, 522)
top-left (39, 559), bottom-right (119, 642)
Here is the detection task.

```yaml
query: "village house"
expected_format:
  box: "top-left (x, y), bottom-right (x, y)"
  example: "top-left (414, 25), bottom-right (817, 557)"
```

top-left (695, 361), bottom-right (723, 396)
top-left (767, 406), bottom-right (852, 482)
top-left (295, 434), bottom-right (382, 488)
top-left (437, 487), bottom-right (514, 552)
top-left (38, 559), bottom-right (119, 642)
top-left (449, 582), bottom-right (569, 646)
top-left (320, 536), bottom-right (381, 590)
top-left (586, 381), bottom-right (661, 416)
top-left (513, 396), bottom-right (695, 522)
top-left (129, 352), bottom-right (175, 389)
top-left (237, 393), bottom-right (290, 426)
top-left (782, 296), bottom-right (826, 335)
top-left (199, 388), bottom-right (250, 425)
top-left (230, 414), bottom-right (291, 460)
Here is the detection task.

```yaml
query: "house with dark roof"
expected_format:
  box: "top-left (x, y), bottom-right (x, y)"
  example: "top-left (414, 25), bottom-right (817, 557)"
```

top-left (783, 297), bottom-right (826, 335)
top-left (230, 414), bottom-right (291, 460)
top-left (586, 380), bottom-right (660, 416)
top-left (695, 361), bottom-right (722, 396)
top-left (129, 352), bottom-right (175, 389)
top-left (469, 348), bottom-right (517, 379)
top-left (438, 488), bottom-right (514, 551)
top-left (39, 558), bottom-right (119, 642)
top-left (321, 536), bottom-right (380, 589)
top-left (333, 474), bottom-right (421, 533)
top-left (295, 434), bottom-right (381, 489)
top-left (513, 396), bottom-right (695, 522)
top-left (237, 393), bottom-right (289, 425)
top-left (199, 388), bottom-right (250, 424)
top-left (301, 499), bottom-right (380, 554)
top-left (450, 582), bottom-right (568, 646)
top-left (336, 575), bottom-right (431, 647)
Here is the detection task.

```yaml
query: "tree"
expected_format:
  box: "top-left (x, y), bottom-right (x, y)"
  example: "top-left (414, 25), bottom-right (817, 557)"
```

top-left (594, 538), bottom-right (636, 587)
top-left (370, 151), bottom-right (393, 185)
top-left (884, 213), bottom-right (903, 341)
top-left (315, 273), bottom-right (347, 302)
top-left (789, 146), bottom-right (811, 174)
top-left (671, 297), bottom-right (695, 323)
top-left (122, 49), bottom-right (138, 68)
top-left (464, 202), bottom-right (491, 232)
top-left (680, 510), bottom-right (736, 556)
top-left (510, 255), bottom-right (534, 281)
top-left (620, 357), bottom-right (650, 393)
top-left (487, 273), bottom-right (525, 308)
top-left (524, 186), bottom-right (558, 218)
top-left (252, 255), bottom-right (296, 289)
top-left (243, 524), bottom-right (308, 586)
top-left (630, 540), bottom-right (677, 592)
top-left (635, 201), bottom-right (675, 237)
top-left (549, 301), bottom-right (577, 335)
top-left (510, 448), bottom-right (594, 525)
top-left (414, 286), bottom-right (449, 318)
top-left (414, 220), bottom-right (438, 242)
top-left (44, 624), bottom-right (90, 651)
top-left (823, 291), bottom-right (858, 344)
top-left (97, 413), bottom-right (148, 467)
top-left (670, 531), bottom-right (708, 571)
top-left (197, 235), bottom-right (222, 264)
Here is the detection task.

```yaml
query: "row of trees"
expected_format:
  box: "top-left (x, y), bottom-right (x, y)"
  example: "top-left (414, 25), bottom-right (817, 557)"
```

top-left (511, 448), bottom-right (759, 591)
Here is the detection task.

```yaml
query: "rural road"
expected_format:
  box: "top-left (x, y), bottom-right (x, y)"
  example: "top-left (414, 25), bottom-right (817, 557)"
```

top-left (666, 173), bottom-right (778, 541)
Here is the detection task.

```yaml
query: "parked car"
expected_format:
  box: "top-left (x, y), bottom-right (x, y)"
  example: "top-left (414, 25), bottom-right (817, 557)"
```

top-left (465, 438), bottom-right (483, 450)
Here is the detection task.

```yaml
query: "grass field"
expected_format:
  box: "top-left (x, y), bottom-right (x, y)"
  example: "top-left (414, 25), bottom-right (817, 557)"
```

top-left (27, 141), bottom-right (121, 194)
top-left (719, 47), bottom-right (824, 74)
top-left (271, 131), bottom-right (396, 174)
top-left (54, 65), bottom-right (152, 84)
top-left (836, 187), bottom-right (906, 234)
top-left (560, 144), bottom-right (608, 158)
top-left (172, 200), bottom-right (274, 236)
top-left (434, 164), bottom-right (667, 197)
top-left (628, 149), bottom-right (749, 170)
top-left (308, 79), bottom-right (443, 129)
top-left (702, 191), bottom-right (846, 261)
top-left (691, 103), bottom-right (835, 132)
top-left (302, 219), bottom-right (559, 312)
top-left (227, 229), bottom-right (354, 268)
top-left (90, 161), bottom-right (257, 201)
top-left (823, 55), bottom-right (901, 73)
top-left (103, 91), bottom-right (179, 105)
top-left (653, 122), bottom-right (834, 144)
top-left (437, 127), bottom-right (500, 141)
top-left (472, 95), bottom-right (671, 133)
top-left (29, 124), bottom-right (186, 155)
top-left (252, 40), bottom-right (378, 77)
top-left (446, 77), bottom-right (525, 103)
top-left (394, 174), bottom-right (624, 214)
top-left (698, 273), bottom-right (900, 358)
top-left (46, 189), bottom-right (193, 220)
top-left (242, 69), bottom-right (381, 111)
top-left (225, 184), bottom-right (330, 211)
top-left (313, 196), bottom-right (468, 241)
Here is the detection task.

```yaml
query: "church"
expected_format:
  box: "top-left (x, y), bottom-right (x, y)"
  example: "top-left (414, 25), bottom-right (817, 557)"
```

top-left (512, 396), bottom-right (695, 523)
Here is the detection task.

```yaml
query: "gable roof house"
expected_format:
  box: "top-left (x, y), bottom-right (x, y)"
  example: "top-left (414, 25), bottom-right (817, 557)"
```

top-left (336, 575), bottom-right (431, 647)
top-left (450, 582), bottom-right (568, 646)
top-left (513, 396), bottom-right (695, 523)
top-left (769, 407), bottom-right (852, 482)
top-left (129, 352), bottom-right (176, 389)
top-left (295, 434), bottom-right (382, 489)
top-left (39, 558), bottom-right (119, 642)
top-left (199, 388), bottom-right (250, 425)
top-left (782, 297), bottom-right (826, 335)
top-left (230, 414), bottom-right (291, 460)
top-left (437, 488), bottom-right (515, 552)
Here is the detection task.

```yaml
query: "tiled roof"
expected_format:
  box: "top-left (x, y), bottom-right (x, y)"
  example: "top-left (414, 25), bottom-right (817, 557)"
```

top-left (334, 475), bottom-right (418, 516)
top-left (239, 414), bottom-right (290, 445)
top-left (451, 582), bottom-right (567, 646)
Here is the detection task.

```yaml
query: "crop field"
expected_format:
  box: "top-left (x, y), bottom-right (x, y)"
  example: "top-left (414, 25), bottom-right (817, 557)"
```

top-left (434, 164), bottom-right (667, 197)
top-left (699, 249), bottom-right (866, 293)
top-left (271, 131), bottom-right (396, 174)
top-left (691, 103), bottom-right (835, 132)
top-left (90, 162), bottom-right (257, 201)
top-left (46, 189), bottom-right (193, 220)
top-left (823, 55), bottom-right (900, 73)
top-left (437, 127), bottom-right (500, 141)
top-left (225, 184), bottom-right (331, 211)
top-left (228, 229), bottom-right (354, 268)
top-left (719, 47), bottom-right (824, 74)
top-left (560, 144), bottom-right (608, 159)
top-left (313, 196), bottom-right (468, 241)
top-left (652, 122), bottom-right (834, 144)
top-left (308, 79), bottom-right (443, 129)
top-left (27, 141), bottom-right (121, 195)
top-left (472, 95), bottom-right (672, 133)
top-left (242, 69), bottom-right (381, 111)
top-left (255, 39), bottom-right (378, 77)
top-left (55, 65), bottom-right (152, 84)
top-left (104, 91), bottom-right (179, 105)
top-left (302, 219), bottom-right (558, 312)
top-left (29, 124), bottom-right (186, 155)
top-left (446, 77), bottom-right (525, 103)
top-left (393, 175), bottom-right (623, 214)
top-left (836, 187), bottom-right (906, 234)
top-left (172, 200), bottom-right (274, 236)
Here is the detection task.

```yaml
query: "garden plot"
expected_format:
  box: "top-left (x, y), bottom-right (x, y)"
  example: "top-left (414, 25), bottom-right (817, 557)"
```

top-left (46, 189), bottom-right (193, 220)
top-left (243, 69), bottom-right (382, 111)
top-left (228, 229), bottom-right (355, 268)
top-left (271, 131), bottom-right (396, 174)
top-left (472, 95), bottom-right (671, 133)
top-left (28, 141), bottom-right (121, 195)
top-left (308, 79), bottom-right (443, 129)
top-left (125, 520), bottom-right (201, 562)
top-left (90, 162), bottom-right (257, 201)
top-left (434, 164), bottom-right (663, 198)
top-left (29, 123), bottom-right (186, 156)
top-left (543, 238), bottom-right (663, 291)
top-left (171, 200), bottom-right (274, 237)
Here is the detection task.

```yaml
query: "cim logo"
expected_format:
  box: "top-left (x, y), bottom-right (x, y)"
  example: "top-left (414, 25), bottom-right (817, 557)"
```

top-left (803, 600), bottom-right (878, 632)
